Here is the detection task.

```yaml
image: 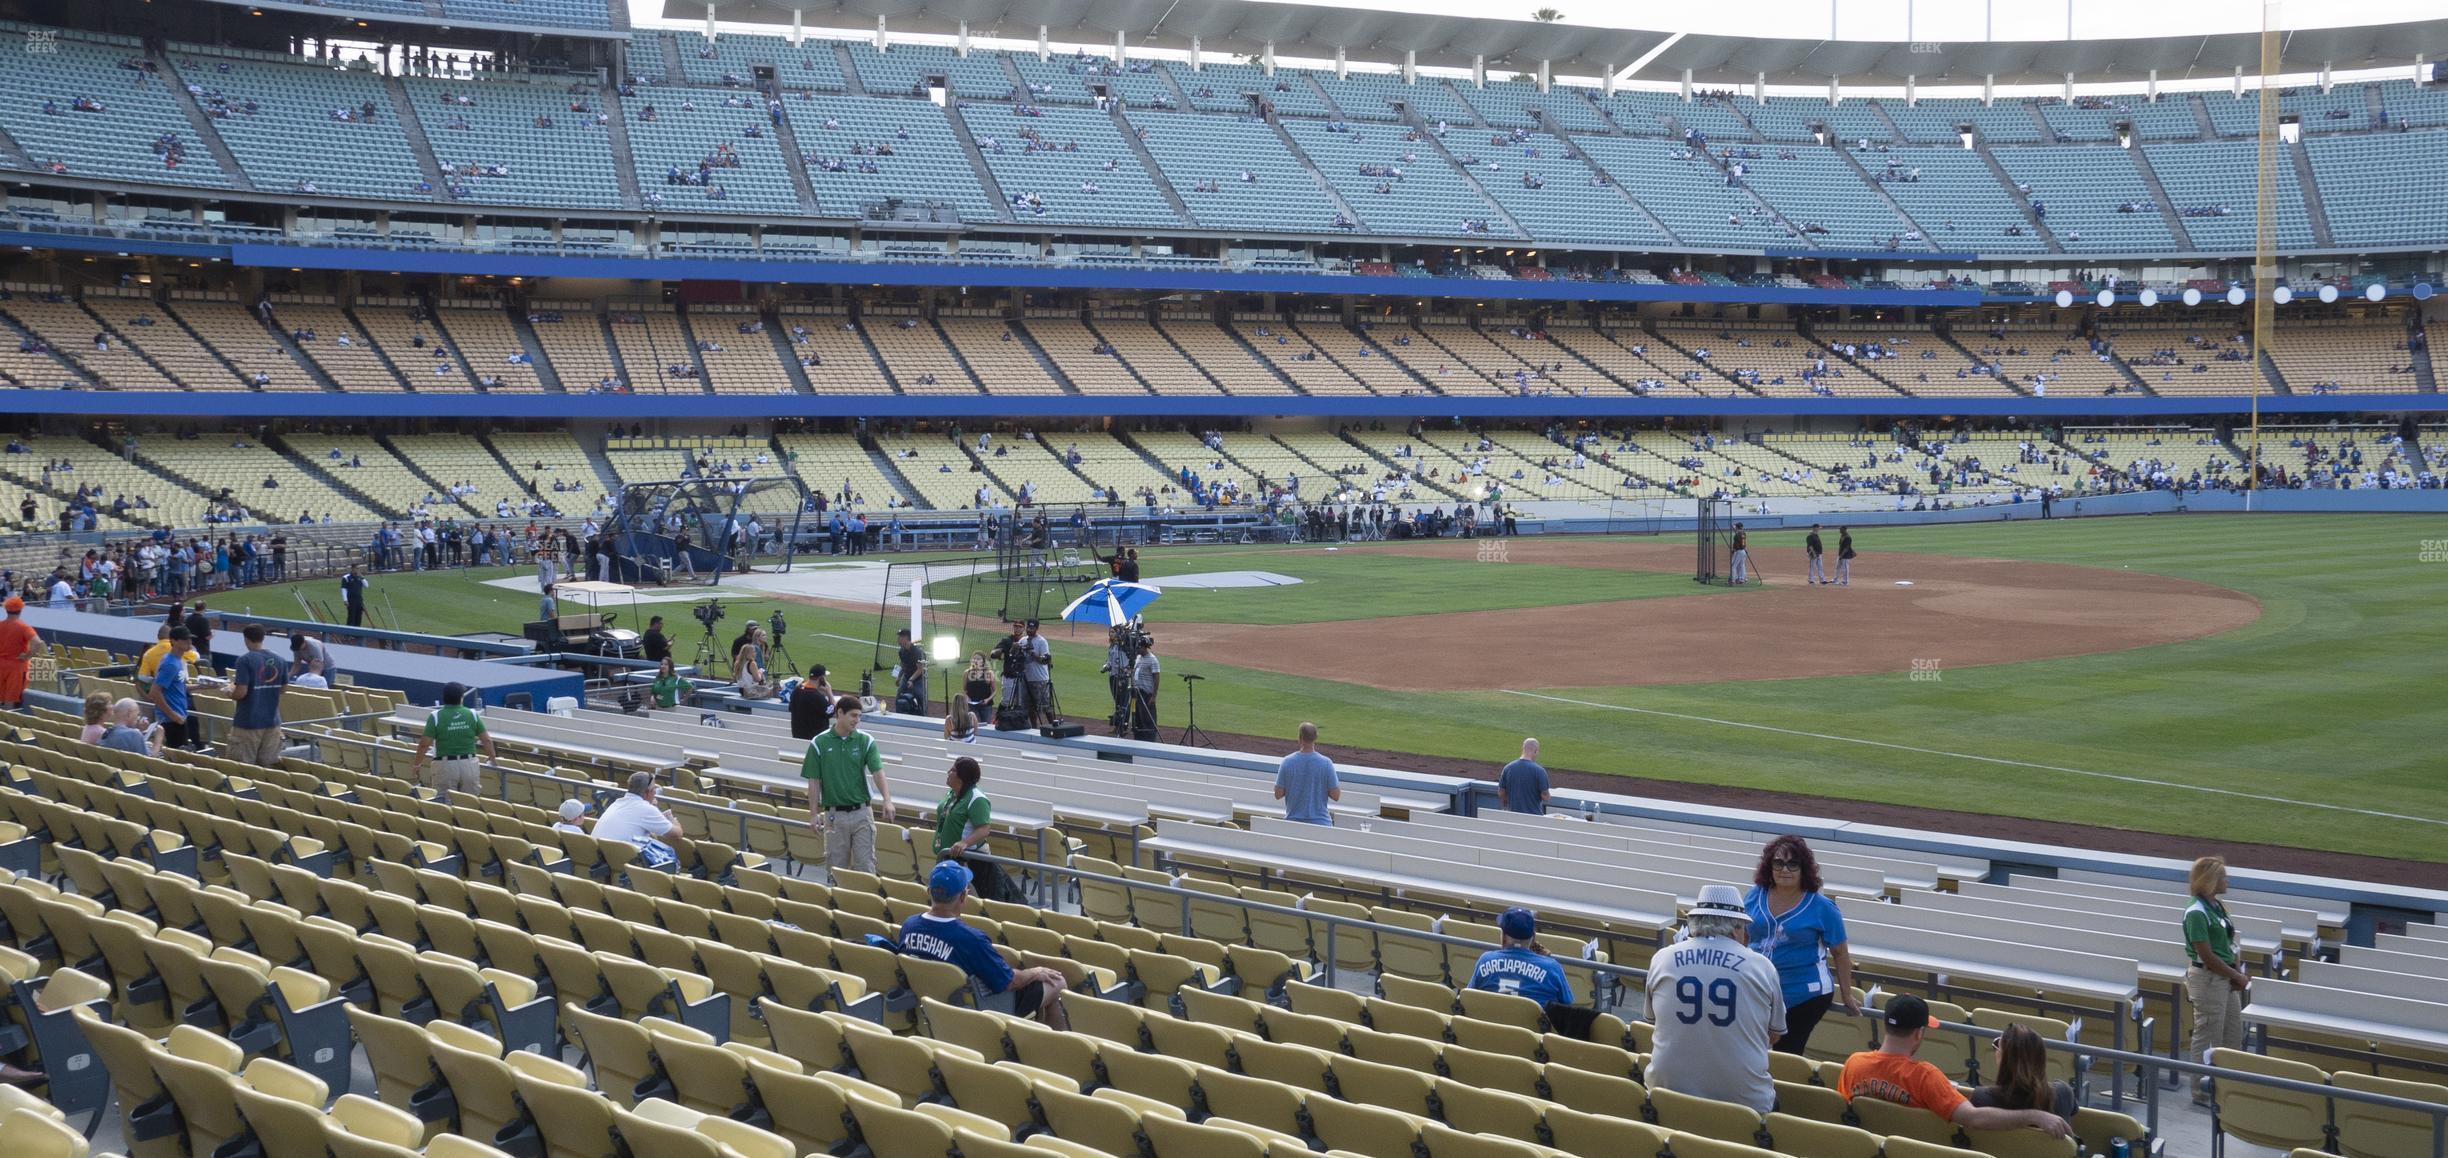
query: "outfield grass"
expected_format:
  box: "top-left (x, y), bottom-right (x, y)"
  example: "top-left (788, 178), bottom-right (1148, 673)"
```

top-left (228, 513), bottom-right (2448, 862)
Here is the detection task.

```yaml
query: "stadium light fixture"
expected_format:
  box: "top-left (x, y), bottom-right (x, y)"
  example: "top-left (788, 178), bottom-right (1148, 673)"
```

top-left (2183, 288), bottom-right (2203, 307)
top-left (2138, 289), bottom-right (2158, 307)
top-left (2272, 285), bottom-right (2292, 304)
top-left (2366, 283), bottom-right (2386, 302)
top-left (2227, 286), bottom-right (2248, 306)
top-left (2053, 289), bottom-right (2073, 308)
top-left (2317, 284), bottom-right (2338, 303)
top-left (932, 634), bottom-right (960, 664)
top-left (2096, 290), bottom-right (2115, 308)
top-left (2414, 283), bottom-right (2434, 301)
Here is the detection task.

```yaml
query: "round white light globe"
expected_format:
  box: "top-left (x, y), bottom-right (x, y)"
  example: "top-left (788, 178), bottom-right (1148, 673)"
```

top-left (2318, 284), bottom-right (2339, 304)
top-left (2272, 285), bottom-right (2292, 304)
top-left (2183, 287), bottom-right (2203, 307)
top-left (2227, 286), bottom-right (2248, 306)
top-left (2364, 283), bottom-right (2385, 302)
top-left (2138, 288), bottom-right (2158, 307)
top-left (2096, 289), bottom-right (2116, 308)
top-left (2054, 289), bottom-right (2074, 308)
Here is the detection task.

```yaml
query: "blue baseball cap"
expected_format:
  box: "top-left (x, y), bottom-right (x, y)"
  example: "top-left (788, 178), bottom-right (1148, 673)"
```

top-left (928, 860), bottom-right (974, 901)
top-left (1499, 907), bottom-right (1537, 941)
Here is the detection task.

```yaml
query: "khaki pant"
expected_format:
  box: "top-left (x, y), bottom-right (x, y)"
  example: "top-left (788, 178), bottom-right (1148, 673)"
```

top-left (824, 807), bottom-right (876, 875)
top-left (2186, 964), bottom-right (2246, 1075)
top-left (426, 756), bottom-right (480, 796)
top-left (226, 726), bottom-right (287, 767)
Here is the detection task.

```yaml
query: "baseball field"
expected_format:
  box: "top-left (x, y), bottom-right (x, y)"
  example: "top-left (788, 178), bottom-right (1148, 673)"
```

top-left (229, 512), bottom-right (2448, 871)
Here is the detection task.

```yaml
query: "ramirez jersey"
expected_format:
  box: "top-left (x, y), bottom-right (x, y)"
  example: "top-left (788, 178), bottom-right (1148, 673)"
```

top-left (1643, 934), bottom-right (1786, 1114)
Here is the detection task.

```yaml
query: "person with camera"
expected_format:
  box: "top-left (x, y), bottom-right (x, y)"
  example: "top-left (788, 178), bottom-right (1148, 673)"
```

top-left (1129, 635), bottom-right (1161, 741)
top-left (641, 615), bottom-right (670, 664)
top-left (1100, 627), bottom-right (1132, 730)
top-left (989, 622), bottom-right (1027, 723)
top-left (989, 620), bottom-right (1052, 727)
top-left (1019, 619), bottom-right (1053, 726)
top-left (895, 627), bottom-right (927, 714)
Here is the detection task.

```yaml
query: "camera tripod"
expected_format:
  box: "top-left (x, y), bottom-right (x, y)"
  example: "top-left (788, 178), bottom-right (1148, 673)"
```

top-left (766, 613), bottom-right (801, 677)
top-left (1177, 674), bottom-right (1214, 748)
top-left (692, 618), bottom-right (728, 678)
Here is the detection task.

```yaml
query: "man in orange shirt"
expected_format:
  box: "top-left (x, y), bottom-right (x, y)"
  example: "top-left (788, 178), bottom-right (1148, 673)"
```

top-left (0, 596), bottom-right (37, 710)
top-left (1839, 995), bottom-right (2071, 1138)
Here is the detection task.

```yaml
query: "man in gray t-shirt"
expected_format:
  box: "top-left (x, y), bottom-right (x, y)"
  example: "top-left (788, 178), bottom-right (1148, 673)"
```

top-left (1497, 737), bottom-right (1550, 814)
top-left (1273, 721), bottom-right (1339, 825)
top-left (1645, 884), bottom-right (1786, 1115)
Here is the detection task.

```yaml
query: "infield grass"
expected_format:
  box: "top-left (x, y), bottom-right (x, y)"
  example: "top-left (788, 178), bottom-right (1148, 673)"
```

top-left (229, 513), bottom-right (2448, 862)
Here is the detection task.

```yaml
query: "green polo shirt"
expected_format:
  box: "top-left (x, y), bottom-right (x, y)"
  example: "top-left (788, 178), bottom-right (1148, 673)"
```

top-left (649, 674), bottom-right (686, 709)
top-left (422, 704), bottom-right (487, 759)
top-left (2183, 897), bottom-right (2239, 968)
top-left (932, 788), bottom-right (992, 857)
top-left (802, 727), bottom-right (882, 807)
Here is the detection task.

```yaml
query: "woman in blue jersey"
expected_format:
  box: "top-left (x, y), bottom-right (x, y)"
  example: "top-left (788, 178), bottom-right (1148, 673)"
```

top-left (1745, 835), bottom-right (1859, 1055)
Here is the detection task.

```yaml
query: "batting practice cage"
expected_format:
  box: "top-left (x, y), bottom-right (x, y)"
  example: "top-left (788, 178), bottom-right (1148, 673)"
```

top-left (1695, 498), bottom-right (1737, 585)
top-left (865, 510), bottom-right (1111, 677)
top-left (602, 476), bottom-right (809, 586)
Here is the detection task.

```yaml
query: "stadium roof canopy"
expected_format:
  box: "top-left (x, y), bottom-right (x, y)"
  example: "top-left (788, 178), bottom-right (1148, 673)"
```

top-left (688, 0), bottom-right (2448, 86)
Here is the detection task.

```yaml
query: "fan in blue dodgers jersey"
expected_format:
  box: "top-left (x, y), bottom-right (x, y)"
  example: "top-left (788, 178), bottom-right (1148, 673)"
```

top-left (896, 860), bottom-right (1072, 1028)
top-left (1466, 907), bottom-right (1610, 1038)
top-left (1466, 907), bottom-right (1575, 1005)
top-left (1643, 884), bottom-right (1787, 1115)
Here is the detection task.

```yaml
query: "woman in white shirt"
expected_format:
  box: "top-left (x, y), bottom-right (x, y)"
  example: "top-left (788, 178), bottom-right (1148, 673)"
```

top-left (733, 622), bottom-right (776, 699)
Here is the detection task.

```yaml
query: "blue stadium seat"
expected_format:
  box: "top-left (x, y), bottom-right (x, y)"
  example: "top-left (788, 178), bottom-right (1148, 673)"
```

top-left (2139, 139), bottom-right (2316, 250)
top-left (960, 104), bottom-right (1183, 229)
top-left (1989, 145), bottom-right (2178, 253)
top-left (165, 48), bottom-right (428, 200)
top-left (1127, 110), bottom-right (1345, 233)
top-left (0, 31), bottom-right (231, 187)
top-left (791, 93), bottom-right (995, 222)
top-left (624, 87), bottom-right (800, 216)
top-left (2304, 133), bottom-right (2448, 248)
top-left (1280, 119), bottom-right (1519, 237)
top-left (404, 74), bottom-right (622, 209)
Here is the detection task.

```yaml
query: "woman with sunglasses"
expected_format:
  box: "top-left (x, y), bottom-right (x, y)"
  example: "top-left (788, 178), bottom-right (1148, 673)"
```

top-left (1745, 834), bottom-right (1860, 1055)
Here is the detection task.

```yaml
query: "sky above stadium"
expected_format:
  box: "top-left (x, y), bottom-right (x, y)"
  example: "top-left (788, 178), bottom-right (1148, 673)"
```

top-left (653, 0), bottom-right (2439, 42)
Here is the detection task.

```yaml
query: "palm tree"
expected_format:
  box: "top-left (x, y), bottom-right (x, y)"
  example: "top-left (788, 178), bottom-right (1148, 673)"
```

top-left (1531, 7), bottom-right (1565, 21)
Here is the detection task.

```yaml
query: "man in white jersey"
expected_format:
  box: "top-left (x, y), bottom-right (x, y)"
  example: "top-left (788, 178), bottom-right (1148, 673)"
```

top-left (1644, 883), bottom-right (1786, 1114)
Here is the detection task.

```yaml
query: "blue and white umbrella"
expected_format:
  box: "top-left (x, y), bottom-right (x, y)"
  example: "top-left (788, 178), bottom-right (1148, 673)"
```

top-left (1060, 579), bottom-right (1163, 627)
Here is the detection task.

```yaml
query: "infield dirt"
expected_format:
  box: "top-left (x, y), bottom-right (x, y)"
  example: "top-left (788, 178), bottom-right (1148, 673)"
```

top-left (1146, 538), bottom-right (2262, 690)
